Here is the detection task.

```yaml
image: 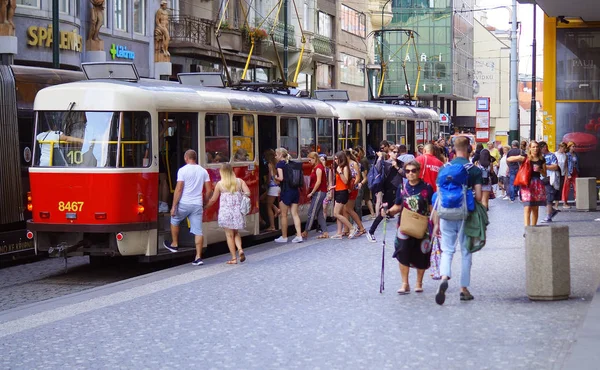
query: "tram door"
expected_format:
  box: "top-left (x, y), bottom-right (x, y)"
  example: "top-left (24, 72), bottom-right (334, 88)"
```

top-left (158, 112), bottom-right (198, 248)
top-left (257, 115), bottom-right (277, 232)
top-left (366, 120), bottom-right (383, 160)
top-left (406, 120), bottom-right (416, 154)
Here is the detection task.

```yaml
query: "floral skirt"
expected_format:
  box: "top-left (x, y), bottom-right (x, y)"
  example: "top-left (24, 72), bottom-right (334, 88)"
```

top-left (521, 177), bottom-right (546, 206)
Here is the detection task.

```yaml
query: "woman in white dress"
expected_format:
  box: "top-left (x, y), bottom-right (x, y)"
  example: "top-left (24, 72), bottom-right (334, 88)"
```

top-left (205, 163), bottom-right (251, 264)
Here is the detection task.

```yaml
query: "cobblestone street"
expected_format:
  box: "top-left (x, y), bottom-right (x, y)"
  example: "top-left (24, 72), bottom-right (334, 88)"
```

top-left (1, 199), bottom-right (599, 369)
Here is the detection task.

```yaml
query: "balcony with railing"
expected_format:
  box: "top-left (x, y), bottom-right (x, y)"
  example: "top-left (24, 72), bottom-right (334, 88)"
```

top-left (313, 34), bottom-right (335, 57)
top-left (261, 19), bottom-right (296, 47)
top-left (169, 16), bottom-right (213, 46)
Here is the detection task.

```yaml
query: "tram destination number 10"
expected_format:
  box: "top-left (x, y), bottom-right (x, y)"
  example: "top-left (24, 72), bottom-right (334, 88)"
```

top-left (58, 201), bottom-right (85, 212)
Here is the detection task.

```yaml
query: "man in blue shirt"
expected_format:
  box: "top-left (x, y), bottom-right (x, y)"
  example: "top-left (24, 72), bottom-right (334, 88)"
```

top-left (434, 136), bottom-right (483, 305)
top-left (539, 141), bottom-right (560, 223)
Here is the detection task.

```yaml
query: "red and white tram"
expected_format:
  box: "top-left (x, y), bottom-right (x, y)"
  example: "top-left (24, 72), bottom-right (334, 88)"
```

top-left (26, 64), bottom-right (439, 261)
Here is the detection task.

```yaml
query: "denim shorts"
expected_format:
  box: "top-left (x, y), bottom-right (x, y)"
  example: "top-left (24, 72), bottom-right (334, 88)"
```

top-left (170, 203), bottom-right (203, 236)
top-left (280, 188), bottom-right (300, 206)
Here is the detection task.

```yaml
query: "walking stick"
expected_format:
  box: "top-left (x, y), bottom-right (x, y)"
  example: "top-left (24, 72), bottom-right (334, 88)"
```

top-left (379, 204), bottom-right (388, 294)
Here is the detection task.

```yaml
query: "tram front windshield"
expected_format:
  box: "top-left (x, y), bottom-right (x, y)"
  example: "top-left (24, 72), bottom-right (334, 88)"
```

top-left (33, 111), bottom-right (151, 168)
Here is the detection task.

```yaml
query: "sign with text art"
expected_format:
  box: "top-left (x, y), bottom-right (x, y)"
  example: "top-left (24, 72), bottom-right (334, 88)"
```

top-left (475, 97), bottom-right (490, 142)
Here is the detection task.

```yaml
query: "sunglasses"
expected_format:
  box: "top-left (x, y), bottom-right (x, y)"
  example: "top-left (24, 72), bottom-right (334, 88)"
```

top-left (405, 168), bottom-right (419, 174)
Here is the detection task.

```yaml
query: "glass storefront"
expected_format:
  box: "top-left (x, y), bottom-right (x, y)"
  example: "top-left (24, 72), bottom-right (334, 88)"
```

top-left (556, 28), bottom-right (600, 101)
top-left (555, 27), bottom-right (600, 179)
top-left (379, 0), bottom-right (473, 100)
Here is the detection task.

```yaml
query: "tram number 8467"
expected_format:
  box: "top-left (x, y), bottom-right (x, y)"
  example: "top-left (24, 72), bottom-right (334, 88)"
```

top-left (58, 201), bottom-right (84, 212)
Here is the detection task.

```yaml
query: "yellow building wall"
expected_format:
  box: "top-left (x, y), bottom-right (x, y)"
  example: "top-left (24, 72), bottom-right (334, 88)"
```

top-left (543, 15), bottom-right (557, 151)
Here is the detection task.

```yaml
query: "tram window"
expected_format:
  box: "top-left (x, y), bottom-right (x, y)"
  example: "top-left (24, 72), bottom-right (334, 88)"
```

top-left (280, 117), bottom-right (298, 158)
top-left (397, 120), bottom-right (407, 146)
top-left (205, 113), bottom-right (230, 163)
top-left (337, 119), bottom-right (361, 151)
top-left (300, 117), bottom-right (316, 158)
top-left (317, 118), bottom-right (333, 156)
top-left (119, 112), bottom-right (152, 168)
top-left (386, 120), bottom-right (396, 144)
top-left (416, 121), bottom-right (425, 144)
top-left (34, 111), bottom-right (117, 168)
top-left (232, 114), bottom-right (254, 162)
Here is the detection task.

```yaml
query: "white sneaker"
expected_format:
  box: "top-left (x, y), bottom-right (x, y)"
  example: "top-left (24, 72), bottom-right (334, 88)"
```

top-left (158, 202), bottom-right (169, 213)
top-left (366, 231), bottom-right (377, 243)
top-left (291, 236), bottom-right (303, 243)
top-left (274, 236), bottom-right (288, 243)
top-left (502, 196), bottom-right (509, 201)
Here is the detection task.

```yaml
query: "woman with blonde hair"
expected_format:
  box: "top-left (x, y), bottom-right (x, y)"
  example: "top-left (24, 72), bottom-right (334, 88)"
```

top-left (274, 148), bottom-right (303, 243)
top-left (263, 149), bottom-right (280, 231)
top-left (205, 163), bottom-right (251, 264)
top-left (301, 152), bottom-right (329, 239)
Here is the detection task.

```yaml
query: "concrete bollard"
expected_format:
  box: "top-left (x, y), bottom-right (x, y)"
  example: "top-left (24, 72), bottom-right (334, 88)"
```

top-left (576, 177), bottom-right (597, 211)
top-left (525, 225), bottom-right (570, 301)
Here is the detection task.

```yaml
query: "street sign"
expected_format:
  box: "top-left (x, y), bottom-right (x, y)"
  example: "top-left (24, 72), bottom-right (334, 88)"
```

top-left (476, 97), bottom-right (490, 111)
top-left (476, 130), bottom-right (490, 142)
top-left (476, 111), bottom-right (490, 129)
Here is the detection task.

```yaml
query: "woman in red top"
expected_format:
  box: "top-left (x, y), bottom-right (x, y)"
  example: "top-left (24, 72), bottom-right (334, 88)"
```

top-left (330, 151), bottom-right (356, 239)
top-left (302, 152), bottom-right (329, 239)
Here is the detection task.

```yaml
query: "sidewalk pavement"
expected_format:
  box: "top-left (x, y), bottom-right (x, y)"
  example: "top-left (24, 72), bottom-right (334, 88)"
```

top-left (0, 198), bottom-right (599, 369)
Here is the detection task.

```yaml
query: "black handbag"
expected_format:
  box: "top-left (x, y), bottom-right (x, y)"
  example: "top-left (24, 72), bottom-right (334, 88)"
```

top-left (490, 170), bottom-right (498, 185)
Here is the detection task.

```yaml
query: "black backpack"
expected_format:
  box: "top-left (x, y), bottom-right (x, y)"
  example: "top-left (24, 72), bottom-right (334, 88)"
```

top-left (285, 160), bottom-right (304, 189)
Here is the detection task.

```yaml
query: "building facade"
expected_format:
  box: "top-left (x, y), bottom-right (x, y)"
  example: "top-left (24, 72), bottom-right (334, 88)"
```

top-left (377, 0), bottom-right (475, 124)
top-left (10, 0), bottom-right (157, 77)
top-left (456, 18), bottom-right (510, 144)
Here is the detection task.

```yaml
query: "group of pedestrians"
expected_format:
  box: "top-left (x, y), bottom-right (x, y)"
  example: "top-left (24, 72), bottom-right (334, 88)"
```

top-left (160, 137), bottom-right (583, 308)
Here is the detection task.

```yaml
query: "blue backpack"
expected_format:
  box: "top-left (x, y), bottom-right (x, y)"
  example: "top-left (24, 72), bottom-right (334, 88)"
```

top-left (367, 159), bottom-right (385, 194)
top-left (434, 162), bottom-right (475, 220)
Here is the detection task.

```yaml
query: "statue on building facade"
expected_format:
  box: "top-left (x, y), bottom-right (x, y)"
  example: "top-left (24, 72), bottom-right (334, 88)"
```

top-left (0, 0), bottom-right (17, 36)
top-left (88, 0), bottom-right (105, 42)
top-left (154, 0), bottom-right (171, 62)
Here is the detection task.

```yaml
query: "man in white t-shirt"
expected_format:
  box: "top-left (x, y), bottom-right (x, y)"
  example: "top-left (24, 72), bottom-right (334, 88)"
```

top-left (163, 149), bottom-right (212, 266)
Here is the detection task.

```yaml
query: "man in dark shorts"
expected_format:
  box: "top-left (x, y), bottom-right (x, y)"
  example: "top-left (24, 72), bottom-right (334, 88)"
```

top-left (506, 140), bottom-right (525, 203)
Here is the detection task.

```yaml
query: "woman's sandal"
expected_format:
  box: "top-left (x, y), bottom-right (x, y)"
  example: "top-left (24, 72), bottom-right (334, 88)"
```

top-left (265, 227), bottom-right (276, 232)
top-left (414, 285), bottom-right (424, 293)
top-left (355, 229), bottom-right (367, 237)
top-left (317, 232), bottom-right (329, 239)
top-left (301, 231), bottom-right (308, 239)
top-left (239, 251), bottom-right (246, 263)
top-left (397, 283), bottom-right (410, 295)
top-left (330, 234), bottom-right (343, 240)
top-left (342, 231), bottom-right (349, 237)
top-left (226, 258), bottom-right (237, 265)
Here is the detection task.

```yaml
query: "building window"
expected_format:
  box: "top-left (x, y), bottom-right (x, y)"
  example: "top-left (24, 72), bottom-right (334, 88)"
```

top-left (280, 117), bottom-right (298, 158)
top-left (205, 113), bottom-right (230, 163)
top-left (300, 118), bottom-right (316, 158)
top-left (169, 0), bottom-right (179, 16)
top-left (232, 115), bottom-right (254, 161)
top-left (133, 0), bottom-right (145, 35)
top-left (303, 1), bottom-right (309, 31)
top-left (59, 0), bottom-right (69, 14)
top-left (316, 64), bottom-right (332, 88)
top-left (16, 0), bottom-right (39, 8)
top-left (340, 53), bottom-right (365, 87)
top-left (114, 0), bottom-right (127, 31)
top-left (340, 5), bottom-right (365, 38)
top-left (317, 11), bottom-right (332, 38)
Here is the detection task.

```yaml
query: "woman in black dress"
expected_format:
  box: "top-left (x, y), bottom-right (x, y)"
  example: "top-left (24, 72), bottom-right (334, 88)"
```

top-left (384, 160), bottom-right (434, 294)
